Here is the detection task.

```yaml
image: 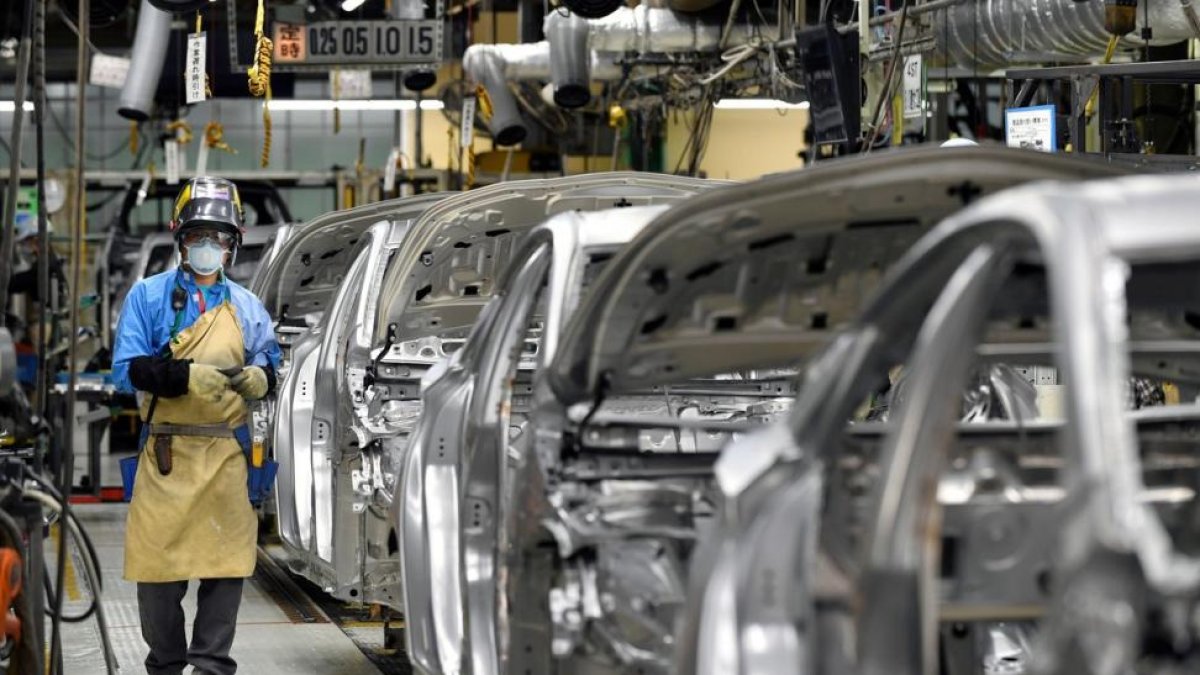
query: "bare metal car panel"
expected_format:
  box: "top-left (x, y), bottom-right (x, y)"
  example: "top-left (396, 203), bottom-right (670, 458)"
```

top-left (676, 175), bottom-right (1200, 675)
top-left (400, 207), bottom-right (676, 675)
top-left (373, 173), bottom-right (723, 347)
top-left (272, 176), bottom-right (716, 612)
top-left (255, 193), bottom-right (447, 324)
top-left (548, 147), bottom-right (1132, 405)
top-left (475, 147), bottom-right (1136, 675)
top-left (272, 217), bottom-right (425, 605)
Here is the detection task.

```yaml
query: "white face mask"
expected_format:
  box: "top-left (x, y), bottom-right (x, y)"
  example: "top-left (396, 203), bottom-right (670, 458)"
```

top-left (185, 241), bottom-right (225, 276)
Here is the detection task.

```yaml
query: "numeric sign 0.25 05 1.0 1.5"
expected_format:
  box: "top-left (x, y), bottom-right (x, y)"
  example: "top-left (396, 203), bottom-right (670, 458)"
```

top-left (274, 20), bottom-right (441, 66)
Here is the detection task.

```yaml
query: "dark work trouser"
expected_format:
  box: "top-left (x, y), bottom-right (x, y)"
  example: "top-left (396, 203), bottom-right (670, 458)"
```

top-left (137, 578), bottom-right (244, 675)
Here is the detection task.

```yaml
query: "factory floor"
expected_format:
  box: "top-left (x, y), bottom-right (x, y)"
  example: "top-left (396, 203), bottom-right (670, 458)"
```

top-left (51, 457), bottom-right (407, 675)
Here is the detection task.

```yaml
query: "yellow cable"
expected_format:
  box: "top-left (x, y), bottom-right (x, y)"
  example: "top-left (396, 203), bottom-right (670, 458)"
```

top-left (463, 89), bottom-right (492, 191)
top-left (204, 121), bottom-right (237, 155)
top-left (1084, 34), bottom-right (1120, 120)
top-left (166, 120), bottom-right (194, 145)
top-left (247, 0), bottom-right (273, 167)
top-left (474, 84), bottom-right (494, 122)
top-left (333, 67), bottom-right (342, 135)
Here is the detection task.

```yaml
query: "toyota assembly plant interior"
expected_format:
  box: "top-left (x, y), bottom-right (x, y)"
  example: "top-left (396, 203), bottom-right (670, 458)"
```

top-left (7, 0), bottom-right (1200, 673)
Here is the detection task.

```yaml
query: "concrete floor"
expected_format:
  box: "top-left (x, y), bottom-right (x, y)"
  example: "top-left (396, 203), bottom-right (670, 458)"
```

top-left (54, 503), bottom-right (387, 675)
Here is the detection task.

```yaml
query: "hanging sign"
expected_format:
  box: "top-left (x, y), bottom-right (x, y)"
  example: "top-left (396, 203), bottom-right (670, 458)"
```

top-left (460, 96), bottom-right (476, 148)
top-left (1005, 105), bottom-right (1057, 153)
top-left (384, 148), bottom-right (399, 193)
top-left (196, 139), bottom-right (210, 176)
top-left (185, 32), bottom-right (208, 104)
top-left (272, 20), bottom-right (442, 67)
top-left (164, 140), bottom-right (181, 185)
top-left (902, 54), bottom-right (923, 119)
top-left (89, 53), bottom-right (130, 89)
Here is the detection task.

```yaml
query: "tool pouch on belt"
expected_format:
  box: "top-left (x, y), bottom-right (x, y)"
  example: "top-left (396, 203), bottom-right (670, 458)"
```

top-left (233, 426), bottom-right (279, 506)
top-left (153, 435), bottom-right (173, 475)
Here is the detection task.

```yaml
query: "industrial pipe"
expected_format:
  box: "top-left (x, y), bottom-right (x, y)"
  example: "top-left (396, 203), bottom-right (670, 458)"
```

top-left (118, 0), bottom-right (172, 121)
top-left (546, 11), bottom-right (593, 108)
top-left (588, 6), bottom-right (752, 52)
top-left (937, 0), bottom-right (1200, 68)
top-left (462, 47), bottom-right (530, 146)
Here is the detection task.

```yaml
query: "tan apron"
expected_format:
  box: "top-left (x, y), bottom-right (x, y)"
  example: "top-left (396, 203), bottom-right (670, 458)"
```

top-left (124, 301), bottom-right (257, 582)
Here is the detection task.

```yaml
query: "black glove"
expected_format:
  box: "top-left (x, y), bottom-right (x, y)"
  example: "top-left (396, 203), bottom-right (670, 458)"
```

top-left (129, 356), bottom-right (190, 398)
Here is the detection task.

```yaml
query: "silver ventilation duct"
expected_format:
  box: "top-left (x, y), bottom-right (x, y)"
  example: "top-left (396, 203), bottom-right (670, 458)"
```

top-left (587, 6), bottom-right (752, 51)
top-left (546, 11), bottom-right (593, 108)
top-left (118, 0), bottom-right (173, 121)
top-left (462, 6), bottom-right (754, 139)
top-left (463, 42), bottom-right (623, 142)
top-left (395, 0), bottom-right (438, 90)
top-left (938, 0), bottom-right (1200, 68)
top-left (462, 47), bottom-right (532, 146)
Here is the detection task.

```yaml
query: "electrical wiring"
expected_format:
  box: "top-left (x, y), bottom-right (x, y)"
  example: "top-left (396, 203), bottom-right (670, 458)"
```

top-left (22, 488), bottom-right (117, 674)
top-left (863, 0), bottom-right (909, 152)
top-left (699, 40), bottom-right (764, 85)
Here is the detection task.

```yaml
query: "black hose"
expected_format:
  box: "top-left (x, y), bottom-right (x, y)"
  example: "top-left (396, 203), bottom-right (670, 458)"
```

top-left (25, 471), bottom-right (104, 593)
top-left (42, 562), bottom-right (97, 624)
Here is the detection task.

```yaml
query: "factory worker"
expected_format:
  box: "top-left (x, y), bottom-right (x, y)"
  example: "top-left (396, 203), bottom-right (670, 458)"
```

top-left (112, 176), bottom-right (281, 675)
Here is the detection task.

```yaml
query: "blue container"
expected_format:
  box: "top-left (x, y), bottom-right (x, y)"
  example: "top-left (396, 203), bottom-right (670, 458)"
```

top-left (120, 455), bottom-right (140, 502)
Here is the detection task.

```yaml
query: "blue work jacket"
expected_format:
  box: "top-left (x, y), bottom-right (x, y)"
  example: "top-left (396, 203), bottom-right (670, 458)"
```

top-left (112, 268), bottom-right (282, 395)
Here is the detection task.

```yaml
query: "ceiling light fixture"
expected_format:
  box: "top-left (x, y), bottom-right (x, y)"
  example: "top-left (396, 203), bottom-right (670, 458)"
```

top-left (0, 101), bottom-right (35, 112)
top-left (341, 0), bottom-right (367, 10)
top-left (267, 99), bottom-right (445, 111)
top-left (714, 99), bottom-right (810, 110)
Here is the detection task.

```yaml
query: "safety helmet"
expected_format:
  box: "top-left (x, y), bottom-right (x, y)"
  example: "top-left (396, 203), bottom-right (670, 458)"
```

top-left (168, 177), bottom-right (246, 246)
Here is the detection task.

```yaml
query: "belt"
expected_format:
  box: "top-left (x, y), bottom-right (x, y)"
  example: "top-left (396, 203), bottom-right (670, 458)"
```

top-left (148, 423), bottom-right (235, 438)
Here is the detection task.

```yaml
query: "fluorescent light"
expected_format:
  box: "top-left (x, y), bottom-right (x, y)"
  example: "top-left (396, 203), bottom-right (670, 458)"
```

top-left (714, 99), bottom-right (809, 110)
top-left (0, 101), bottom-right (35, 112)
top-left (267, 99), bottom-right (444, 111)
top-left (341, 0), bottom-right (367, 9)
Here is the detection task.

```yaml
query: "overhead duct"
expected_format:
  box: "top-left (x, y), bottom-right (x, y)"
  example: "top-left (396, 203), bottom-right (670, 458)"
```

top-left (587, 6), bottom-right (752, 51)
top-left (938, 0), bottom-right (1200, 68)
top-left (560, 0), bottom-right (626, 19)
top-left (463, 41), bottom-right (625, 141)
top-left (395, 0), bottom-right (439, 92)
top-left (463, 6), bottom-right (755, 136)
top-left (118, 0), bottom-right (172, 121)
top-left (546, 11), bottom-right (593, 108)
top-left (462, 47), bottom-right (531, 146)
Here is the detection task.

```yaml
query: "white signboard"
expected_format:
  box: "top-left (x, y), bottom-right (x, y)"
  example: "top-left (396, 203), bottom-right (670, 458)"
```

top-left (164, 140), bottom-right (180, 185)
top-left (185, 33), bottom-right (207, 104)
top-left (331, 69), bottom-right (373, 99)
top-left (902, 54), bottom-right (923, 119)
top-left (1005, 105), bottom-right (1056, 153)
top-left (460, 97), bottom-right (476, 148)
top-left (89, 53), bottom-right (130, 89)
top-left (384, 148), bottom-right (399, 193)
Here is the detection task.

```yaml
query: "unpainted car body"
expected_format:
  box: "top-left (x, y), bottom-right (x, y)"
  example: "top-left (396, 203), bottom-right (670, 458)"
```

top-left (675, 174), bottom-right (1200, 675)
top-left (262, 193), bottom-right (446, 605)
top-left (479, 148), bottom-right (1130, 675)
top-left (400, 205), bottom-right (686, 675)
top-left (269, 174), bottom-right (713, 607)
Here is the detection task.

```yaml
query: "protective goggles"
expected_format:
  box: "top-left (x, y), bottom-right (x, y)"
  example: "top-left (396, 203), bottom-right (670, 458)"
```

top-left (180, 229), bottom-right (237, 248)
